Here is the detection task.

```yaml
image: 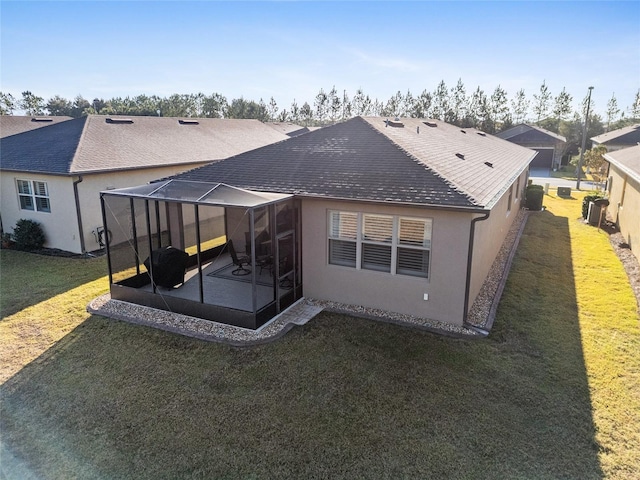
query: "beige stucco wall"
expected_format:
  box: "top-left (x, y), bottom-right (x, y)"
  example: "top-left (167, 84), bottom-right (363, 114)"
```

top-left (1, 163), bottom-right (210, 253)
top-left (1, 172), bottom-right (81, 252)
top-left (300, 198), bottom-right (474, 325)
top-left (468, 170), bottom-right (528, 309)
top-left (608, 165), bottom-right (640, 260)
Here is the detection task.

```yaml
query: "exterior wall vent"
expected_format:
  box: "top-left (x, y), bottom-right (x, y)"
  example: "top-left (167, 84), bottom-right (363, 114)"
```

top-left (424, 121), bottom-right (437, 128)
top-left (106, 118), bottom-right (134, 124)
top-left (32, 117), bottom-right (53, 122)
top-left (484, 161), bottom-right (493, 168)
top-left (179, 119), bottom-right (200, 125)
top-left (455, 153), bottom-right (465, 160)
top-left (476, 131), bottom-right (486, 137)
top-left (460, 129), bottom-right (466, 134)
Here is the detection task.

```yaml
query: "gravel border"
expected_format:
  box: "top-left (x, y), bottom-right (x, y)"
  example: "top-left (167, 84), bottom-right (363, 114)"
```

top-left (88, 209), bottom-right (529, 344)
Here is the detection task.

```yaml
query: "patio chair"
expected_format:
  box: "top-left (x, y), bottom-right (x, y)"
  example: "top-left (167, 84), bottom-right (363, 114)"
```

top-left (228, 240), bottom-right (251, 276)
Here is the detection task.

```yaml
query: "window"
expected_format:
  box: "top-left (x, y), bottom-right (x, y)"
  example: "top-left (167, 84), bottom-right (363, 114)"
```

top-left (507, 185), bottom-right (513, 213)
top-left (328, 211), bottom-right (431, 278)
top-left (515, 177), bottom-right (520, 200)
top-left (17, 179), bottom-right (50, 213)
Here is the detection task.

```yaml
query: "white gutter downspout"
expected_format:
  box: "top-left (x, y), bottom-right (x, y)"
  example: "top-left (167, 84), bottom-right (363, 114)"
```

top-left (73, 175), bottom-right (86, 255)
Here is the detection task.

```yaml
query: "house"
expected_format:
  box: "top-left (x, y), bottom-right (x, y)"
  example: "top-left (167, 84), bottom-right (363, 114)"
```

top-left (101, 116), bottom-right (536, 329)
top-left (592, 124), bottom-right (640, 152)
top-left (496, 123), bottom-right (566, 170)
top-left (0, 115), bottom-right (289, 253)
top-left (0, 115), bottom-right (73, 138)
top-left (604, 144), bottom-right (640, 260)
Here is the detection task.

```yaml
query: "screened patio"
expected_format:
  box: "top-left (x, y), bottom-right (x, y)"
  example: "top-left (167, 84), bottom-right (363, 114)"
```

top-left (100, 180), bottom-right (302, 329)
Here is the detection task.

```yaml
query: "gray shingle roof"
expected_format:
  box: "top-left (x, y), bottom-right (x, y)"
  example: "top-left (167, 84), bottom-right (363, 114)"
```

top-left (604, 144), bottom-right (640, 184)
top-left (592, 124), bottom-right (640, 145)
top-left (0, 115), bottom-right (290, 175)
top-left (172, 116), bottom-right (536, 209)
top-left (0, 115), bottom-right (73, 138)
top-left (496, 123), bottom-right (566, 142)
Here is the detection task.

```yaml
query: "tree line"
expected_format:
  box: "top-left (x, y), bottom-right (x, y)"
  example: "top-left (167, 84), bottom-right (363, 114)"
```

top-left (2, 80), bottom-right (639, 154)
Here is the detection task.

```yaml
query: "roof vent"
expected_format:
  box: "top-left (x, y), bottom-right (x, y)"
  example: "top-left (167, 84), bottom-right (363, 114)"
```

top-left (476, 131), bottom-right (486, 137)
top-left (31, 117), bottom-right (53, 122)
top-left (387, 119), bottom-right (404, 128)
top-left (455, 153), bottom-right (465, 160)
top-left (106, 118), bottom-right (134, 124)
top-left (179, 119), bottom-right (199, 125)
top-left (424, 121), bottom-right (437, 128)
top-left (484, 161), bottom-right (493, 168)
top-left (460, 129), bottom-right (466, 134)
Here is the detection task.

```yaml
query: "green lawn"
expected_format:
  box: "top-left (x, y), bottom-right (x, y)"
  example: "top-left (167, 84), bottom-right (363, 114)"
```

top-left (1, 193), bottom-right (639, 479)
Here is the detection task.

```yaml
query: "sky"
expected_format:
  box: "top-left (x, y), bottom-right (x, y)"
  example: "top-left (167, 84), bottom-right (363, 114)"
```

top-left (1, 1), bottom-right (639, 118)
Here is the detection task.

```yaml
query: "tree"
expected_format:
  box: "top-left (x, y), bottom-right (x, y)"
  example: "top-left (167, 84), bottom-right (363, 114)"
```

top-left (450, 79), bottom-right (467, 125)
top-left (351, 88), bottom-right (371, 116)
top-left (327, 86), bottom-right (341, 122)
top-left (314, 88), bottom-right (328, 122)
top-left (46, 95), bottom-right (73, 116)
top-left (341, 90), bottom-right (351, 120)
top-left (604, 93), bottom-right (620, 131)
top-left (628, 89), bottom-right (640, 120)
top-left (226, 97), bottom-right (267, 121)
top-left (289, 99), bottom-right (300, 123)
top-left (583, 145), bottom-right (608, 180)
top-left (511, 89), bottom-right (529, 124)
top-left (431, 80), bottom-right (449, 121)
top-left (383, 90), bottom-right (403, 117)
top-left (532, 80), bottom-right (551, 123)
top-left (0, 92), bottom-right (16, 115)
top-left (490, 85), bottom-right (509, 129)
top-left (267, 97), bottom-right (278, 122)
top-left (20, 90), bottom-right (45, 116)
top-left (300, 102), bottom-right (313, 126)
top-left (413, 89), bottom-right (432, 118)
top-left (552, 87), bottom-right (573, 129)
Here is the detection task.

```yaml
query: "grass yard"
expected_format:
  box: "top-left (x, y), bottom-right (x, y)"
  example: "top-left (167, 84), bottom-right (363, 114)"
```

top-left (1, 192), bottom-right (639, 479)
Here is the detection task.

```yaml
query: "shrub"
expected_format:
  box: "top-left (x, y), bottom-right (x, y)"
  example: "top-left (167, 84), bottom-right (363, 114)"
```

top-left (525, 184), bottom-right (544, 210)
top-left (12, 219), bottom-right (46, 251)
top-left (582, 193), bottom-right (604, 220)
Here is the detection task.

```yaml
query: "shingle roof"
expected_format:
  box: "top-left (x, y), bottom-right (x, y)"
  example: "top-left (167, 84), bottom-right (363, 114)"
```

top-left (172, 116), bottom-right (536, 209)
top-left (592, 124), bottom-right (640, 145)
top-left (0, 115), bottom-right (290, 175)
top-left (496, 123), bottom-right (566, 142)
top-left (0, 115), bottom-right (73, 138)
top-left (604, 144), bottom-right (640, 184)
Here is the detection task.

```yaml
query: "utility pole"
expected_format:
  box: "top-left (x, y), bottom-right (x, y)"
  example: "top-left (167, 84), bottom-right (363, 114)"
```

top-left (577, 86), bottom-right (594, 190)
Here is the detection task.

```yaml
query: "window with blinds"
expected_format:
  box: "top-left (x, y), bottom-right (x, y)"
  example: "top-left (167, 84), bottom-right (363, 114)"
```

top-left (17, 179), bottom-right (51, 213)
top-left (328, 211), bottom-right (357, 267)
top-left (328, 210), bottom-right (432, 278)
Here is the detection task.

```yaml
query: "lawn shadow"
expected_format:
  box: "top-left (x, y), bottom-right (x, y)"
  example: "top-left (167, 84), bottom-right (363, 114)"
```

top-left (0, 250), bottom-right (107, 318)
top-left (491, 208), bottom-right (603, 478)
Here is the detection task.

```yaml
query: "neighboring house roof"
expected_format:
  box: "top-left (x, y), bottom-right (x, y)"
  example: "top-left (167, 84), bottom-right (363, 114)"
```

top-left (592, 124), bottom-right (640, 146)
top-left (172, 116), bottom-right (536, 210)
top-left (496, 123), bottom-right (566, 143)
top-left (604, 144), bottom-right (640, 184)
top-left (0, 115), bottom-right (73, 138)
top-left (265, 122), bottom-right (310, 137)
top-left (0, 115), bottom-right (290, 175)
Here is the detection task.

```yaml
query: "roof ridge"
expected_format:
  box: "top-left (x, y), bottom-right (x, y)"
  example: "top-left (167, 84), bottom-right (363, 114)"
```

top-left (69, 116), bottom-right (91, 173)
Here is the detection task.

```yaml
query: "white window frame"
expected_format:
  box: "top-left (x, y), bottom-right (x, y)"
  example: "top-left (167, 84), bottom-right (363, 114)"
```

top-left (16, 179), bottom-right (51, 213)
top-left (328, 210), bottom-right (432, 279)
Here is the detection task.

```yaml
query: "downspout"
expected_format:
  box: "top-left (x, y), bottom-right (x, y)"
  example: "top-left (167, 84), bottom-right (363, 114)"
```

top-left (462, 211), bottom-right (491, 331)
top-left (73, 175), bottom-right (87, 255)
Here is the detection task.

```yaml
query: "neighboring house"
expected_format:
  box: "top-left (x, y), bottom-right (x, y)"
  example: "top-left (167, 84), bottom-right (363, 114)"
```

top-left (102, 116), bottom-right (535, 329)
top-left (592, 124), bottom-right (640, 152)
top-left (0, 115), bottom-right (73, 138)
top-left (496, 123), bottom-right (566, 170)
top-left (0, 115), bottom-right (289, 253)
top-left (604, 144), bottom-right (640, 260)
